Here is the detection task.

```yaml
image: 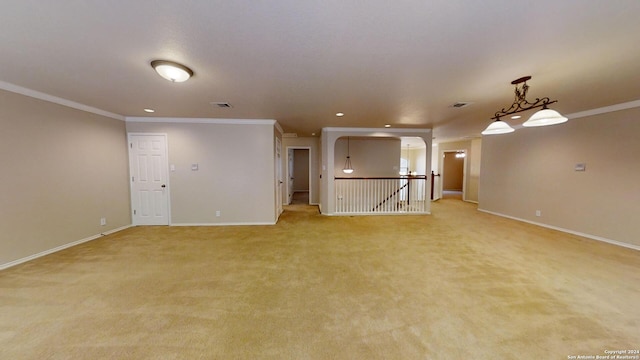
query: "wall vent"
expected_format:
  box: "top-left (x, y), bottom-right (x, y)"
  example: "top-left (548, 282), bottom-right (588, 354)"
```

top-left (450, 102), bottom-right (472, 108)
top-left (211, 102), bottom-right (233, 108)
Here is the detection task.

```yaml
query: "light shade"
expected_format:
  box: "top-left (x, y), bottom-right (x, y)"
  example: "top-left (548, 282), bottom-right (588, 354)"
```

top-left (481, 119), bottom-right (515, 135)
top-left (151, 60), bottom-right (193, 82)
top-left (343, 156), bottom-right (354, 174)
top-left (522, 108), bottom-right (568, 127)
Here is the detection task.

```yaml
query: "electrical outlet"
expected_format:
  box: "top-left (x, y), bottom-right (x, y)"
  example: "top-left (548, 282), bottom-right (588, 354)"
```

top-left (535, 210), bottom-right (541, 217)
top-left (215, 211), bottom-right (221, 217)
top-left (100, 217), bottom-right (107, 226)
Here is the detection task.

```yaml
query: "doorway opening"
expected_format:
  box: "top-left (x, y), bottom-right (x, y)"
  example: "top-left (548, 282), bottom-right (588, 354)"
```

top-left (287, 147), bottom-right (311, 205)
top-left (441, 150), bottom-right (466, 201)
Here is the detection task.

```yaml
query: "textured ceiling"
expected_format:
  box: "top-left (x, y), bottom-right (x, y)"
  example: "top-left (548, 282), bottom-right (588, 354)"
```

top-left (1, 1), bottom-right (639, 142)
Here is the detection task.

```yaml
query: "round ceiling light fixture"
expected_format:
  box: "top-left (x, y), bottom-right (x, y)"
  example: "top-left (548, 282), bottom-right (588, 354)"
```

top-left (151, 60), bottom-right (194, 82)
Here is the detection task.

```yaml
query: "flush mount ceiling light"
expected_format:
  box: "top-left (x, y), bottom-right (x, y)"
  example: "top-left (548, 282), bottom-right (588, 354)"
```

top-left (150, 60), bottom-right (194, 82)
top-left (336, 112), bottom-right (344, 117)
top-left (342, 137), bottom-right (354, 174)
top-left (482, 76), bottom-right (567, 135)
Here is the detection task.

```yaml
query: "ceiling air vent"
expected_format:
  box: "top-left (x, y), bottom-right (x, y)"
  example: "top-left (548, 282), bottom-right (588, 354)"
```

top-left (450, 102), bottom-right (472, 108)
top-left (211, 102), bottom-right (233, 108)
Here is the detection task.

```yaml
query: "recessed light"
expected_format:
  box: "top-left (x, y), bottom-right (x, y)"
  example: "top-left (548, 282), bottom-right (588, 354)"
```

top-left (511, 115), bottom-right (521, 119)
top-left (384, 124), bottom-right (391, 128)
top-left (336, 112), bottom-right (344, 117)
top-left (311, 133), bottom-right (316, 136)
top-left (144, 108), bottom-right (155, 113)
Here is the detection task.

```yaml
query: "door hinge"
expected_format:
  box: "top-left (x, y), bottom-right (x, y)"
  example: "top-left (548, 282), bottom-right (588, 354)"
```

top-left (134, 209), bottom-right (136, 215)
top-left (132, 176), bottom-right (135, 182)
top-left (130, 143), bottom-right (133, 148)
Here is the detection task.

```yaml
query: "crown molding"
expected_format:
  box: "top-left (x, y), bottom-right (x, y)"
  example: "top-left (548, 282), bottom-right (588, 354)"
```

top-left (0, 80), bottom-right (125, 121)
top-left (125, 117), bottom-right (277, 125)
top-left (566, 99), bottom-right (640, 119)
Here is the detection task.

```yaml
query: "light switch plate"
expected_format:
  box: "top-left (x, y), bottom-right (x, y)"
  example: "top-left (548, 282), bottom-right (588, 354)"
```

top-left (574, 163), bottom-right (586, 172)
top-left (191, 163), bottom-right (199, 171)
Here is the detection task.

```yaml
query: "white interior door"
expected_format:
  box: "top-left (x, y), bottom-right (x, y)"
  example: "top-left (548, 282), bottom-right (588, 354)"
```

top-left (128, 134), bottom-right (169, 225)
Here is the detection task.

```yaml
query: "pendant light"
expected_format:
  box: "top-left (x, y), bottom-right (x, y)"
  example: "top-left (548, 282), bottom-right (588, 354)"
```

top-left (481, 118), bottom-right (515, 135)
top-left (522, 104), bottom-right (568, 127)
top-left (342, 137), bottom-right (354, 174)
top-left (482, 76), bottom-right (566, 135)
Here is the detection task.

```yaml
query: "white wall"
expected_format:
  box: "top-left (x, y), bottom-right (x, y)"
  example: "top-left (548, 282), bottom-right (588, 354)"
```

top-left (479, 107), bottom-right (640, 248)
top-left (126, 120), bottom-right (277, 225)
top-left (1, 90), bottom-right (130, 268)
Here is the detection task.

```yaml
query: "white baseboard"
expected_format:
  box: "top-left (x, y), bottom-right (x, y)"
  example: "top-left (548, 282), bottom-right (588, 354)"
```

top-left (477, 208), bottom-right (640, 251)
top-left (171, 222), bottom-right (276, 226)
top-left (0, 225), bottom-right (132, 271)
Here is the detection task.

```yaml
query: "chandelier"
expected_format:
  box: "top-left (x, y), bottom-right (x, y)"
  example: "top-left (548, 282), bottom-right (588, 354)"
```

top-left (482, 76), bottom-right (568, 135)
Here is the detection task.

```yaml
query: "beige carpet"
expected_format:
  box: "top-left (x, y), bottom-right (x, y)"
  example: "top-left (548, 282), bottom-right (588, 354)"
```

top-left (1, 200), bottom-right (638, 359)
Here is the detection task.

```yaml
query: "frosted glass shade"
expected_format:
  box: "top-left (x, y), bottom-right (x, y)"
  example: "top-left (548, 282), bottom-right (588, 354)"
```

top-left (481, 120), bottom-right (515, 135)
top-left (151, 60), bottom-right (193, 82)
top-left (522, 108), bottom-right (568, 127)
top-left (343, 156), bottom-right (354, 173)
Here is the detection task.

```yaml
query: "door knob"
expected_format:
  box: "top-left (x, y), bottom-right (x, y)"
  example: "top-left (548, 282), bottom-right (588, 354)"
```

top-left (161, 184), bottom-right (166, 188)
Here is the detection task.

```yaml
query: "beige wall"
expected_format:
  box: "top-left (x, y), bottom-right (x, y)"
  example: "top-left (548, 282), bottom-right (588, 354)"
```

top-left (468, 139), bottom-right (482, 203)
top-left (126, 121), bottom-right (276, 225)
top-left (443, 152), bottom-right (464, 190)
top-left (406, 147), bottom-right (427, 175)
top-left (282, 137), bottom-right (320, 205)
top-left (0, 90), bottom-right (130, 267)
top-left (479, 107), bottom-right (640, 247)
top-left (334, 137), bottom-right (401, 177)
top-left (293, 149), bottom-right (310, 191)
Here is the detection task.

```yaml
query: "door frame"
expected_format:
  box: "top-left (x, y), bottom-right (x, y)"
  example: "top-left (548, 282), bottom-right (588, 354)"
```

top-left (440, 149), bottom-right (467, 201)
top-left (275, 137), bottom-right (283, 219)
top-left (127, 132), bottom-right (171, 225)
top-left (286, 146), bottom-right (312, 205)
